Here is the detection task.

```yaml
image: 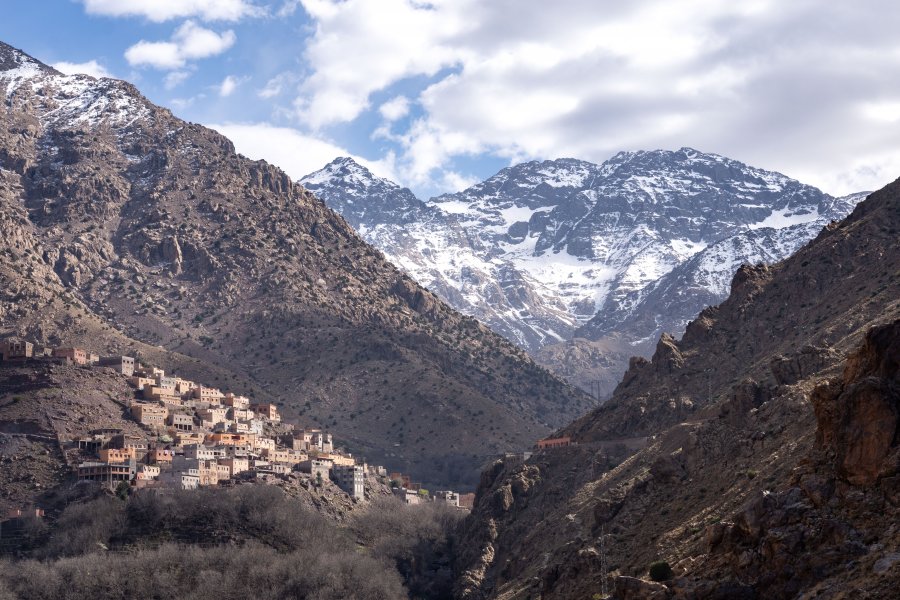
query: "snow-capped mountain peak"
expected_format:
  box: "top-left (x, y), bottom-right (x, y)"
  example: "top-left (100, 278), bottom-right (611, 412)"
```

top-left (300, 152), bottom-right (865, 393)
top-left (303, 156), bottom-right (396, 190)
top-left (0, 41), bottom-right (58, 77)
top-left (301, 158), bottom-right (427, 229)
top-left (0, 41), bottom-right (149, 131)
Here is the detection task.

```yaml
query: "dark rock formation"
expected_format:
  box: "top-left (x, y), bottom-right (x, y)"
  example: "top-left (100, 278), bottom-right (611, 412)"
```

top-left (813, 320), bottom-right (900, 486)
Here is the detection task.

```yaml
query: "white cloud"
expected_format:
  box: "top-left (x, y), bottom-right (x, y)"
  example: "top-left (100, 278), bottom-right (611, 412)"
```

top-left (219, 75), bottom-right (247, 97)
top-left (220, 76), bottom-right (237, 97)
top-left (378, 96), bottom-right (410, 122)
top-left (277, 0), bottom-right (303, 17)
top-left (164, 70), bottom-right (192, 89)
top-left (291, 0), bottom-right (900, 196)
top-left (52, 60), bottom-right (114, 79)
top-left (125, 20), bottom-right (236, 70)
top-left (207, 122), bottom-right (399, 182)
top-left (438, 170), bottom-right (478, 193)
top-left (175, 21), bottom-right (236, 58)
top-left (170, 94), bottom-right (206, 110)
top-left (81, 0), bottom-right (261, 22)
top-left (859, 100), bottom-right (900, 123)
top-left (294, 0), bottom-right (471, 128)
top-left (258, 72), bottom-right (294, 98)
top-left (125, 41), bottom-right (183, 69)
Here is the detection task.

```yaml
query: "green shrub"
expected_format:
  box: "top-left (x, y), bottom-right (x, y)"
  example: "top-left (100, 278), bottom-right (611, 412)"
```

top-left (648, 560), bottom-right (673, 581)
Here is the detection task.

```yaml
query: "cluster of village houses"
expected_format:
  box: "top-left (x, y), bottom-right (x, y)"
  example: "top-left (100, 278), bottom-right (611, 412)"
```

top-left (0, 340), bottom-right (473, 509)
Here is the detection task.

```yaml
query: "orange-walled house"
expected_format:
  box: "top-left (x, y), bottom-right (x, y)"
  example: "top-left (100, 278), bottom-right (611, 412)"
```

top-left (250, 402), bottom-right (280, 422)
top-left (98, 356), bottom-right (135, 376)
top-left (148, 447), bottom-right (175, 464)
top-left (197, 407), bottom-right (229, 425)
top-left (254, 437), bottom-right (276, 452)
top-left (143, 385), bottom-right (175, 399)
top-left (261, 448), bottom-right (294, 465)
top-left (217, 457), bottom-right (249, 478)
top-left (53, 347), bottom-right (87, 365)
top-left (229, 407), bottom-right (254, 421)
top-left (129, 376), bottom-right (156, 391)
top-left (206, 432), bottom-right (253, 447)
top-left (222, 393), bottom-right (250, 409)
top-left (109, 434), bottom-right (149, 461)
top-left (174, 432), bottom-right (205, 448)
top-left (215, 463), bottom-right (231, 481)
top-left (175, 378), bottom-right (196, 395)
top-left (535, 436), bottom-right (572, 451)
top-left (99, 447), bottom-right (135, 464)
top-left (131, 403), bottom-right (168, 428)
top-left (136, 464), bottom-right (160, 481)
top-left (193, 386), bottom-right (224, 402)
top-left (319, 452), bottom-right (355, 467)
top-left (167, 413), bottom-right (195, 432)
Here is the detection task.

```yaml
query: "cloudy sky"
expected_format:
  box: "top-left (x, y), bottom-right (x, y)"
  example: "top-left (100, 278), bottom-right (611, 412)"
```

top-left (3, 0), bottom-right (899, 197)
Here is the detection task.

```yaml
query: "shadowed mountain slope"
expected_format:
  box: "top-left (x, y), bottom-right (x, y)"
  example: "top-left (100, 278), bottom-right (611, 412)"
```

top-left (0, 41), bottom-right (594, 489)
top-left (452, 178), bottom-right (900, 598)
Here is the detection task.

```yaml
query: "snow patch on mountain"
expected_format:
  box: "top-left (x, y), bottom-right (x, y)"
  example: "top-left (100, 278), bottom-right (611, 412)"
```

top-left (748, 206), bottom-right (821, 230)
top-left (300, 148), bottom-right (866, 363)
top-left (1, 44), bottom-right (150, 131)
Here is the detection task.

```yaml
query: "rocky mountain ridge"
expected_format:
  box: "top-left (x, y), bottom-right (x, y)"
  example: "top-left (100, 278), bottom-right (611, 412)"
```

top-left (0, 40), bottom-right (594, 489)
top-left (301, 154), bottom-right (864, 395)
top-left (451, 175), bottom-right (900, 598)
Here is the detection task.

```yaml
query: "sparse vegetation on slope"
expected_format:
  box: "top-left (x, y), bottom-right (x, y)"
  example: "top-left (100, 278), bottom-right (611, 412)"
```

top-left (0, 40), bottom-right (594, 489)
top-left (0, 485), bottom-right (463, 600)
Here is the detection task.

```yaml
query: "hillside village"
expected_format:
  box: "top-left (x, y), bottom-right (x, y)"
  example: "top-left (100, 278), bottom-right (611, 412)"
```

top-left (0, 339), bottom-right (474, 512)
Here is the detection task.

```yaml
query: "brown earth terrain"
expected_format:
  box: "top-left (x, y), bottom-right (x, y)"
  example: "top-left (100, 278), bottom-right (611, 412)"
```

top-left (0, 41), bottom-right (594, 490)
top-left (453, 178), bottom-right (900, 598)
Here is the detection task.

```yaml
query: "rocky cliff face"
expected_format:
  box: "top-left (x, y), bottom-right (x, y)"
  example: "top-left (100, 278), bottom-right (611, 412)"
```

top-left (0, 41), bottom-right (594, 489)
top-left (812, 320), bottom-right (900, 487)
top-left (451, 176), bottom-right (900, 598)
top-left (302, 154), bottom-right (863, 396)
top-left (687, 319), bottom-right (900, 598)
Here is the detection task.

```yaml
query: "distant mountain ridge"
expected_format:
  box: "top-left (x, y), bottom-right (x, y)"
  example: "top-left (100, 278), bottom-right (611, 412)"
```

top-left (301, 152), bottom-right (864, 393)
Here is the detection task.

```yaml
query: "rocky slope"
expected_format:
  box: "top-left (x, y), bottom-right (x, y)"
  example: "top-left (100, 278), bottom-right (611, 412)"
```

top-left (302, 155), bottom-right (863, 396)
top-left (451, 176), bottom-right (900, 598)
top-left (0, 40), bottom-right (595, 489)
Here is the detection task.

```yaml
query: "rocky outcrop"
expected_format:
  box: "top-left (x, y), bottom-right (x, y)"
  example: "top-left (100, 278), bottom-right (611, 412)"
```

top-left (719, 379), bottom-right (773, 428)
top-left (686, 321), bottom-right (900, 596)
top-left (812, 320), bottom-right (900, 486)
top-left (728, 263), bottom-right (771, 304)
top-left (392, 276), bottom-right (440, 319)
top-left (454, 458), bottom-right (547, 599)
top-left (159, 235), bottom-right (183, 275)
top-left (652, 333), bottom-right (684, 375)
top-left (770, 344), bottom-right (838, 385)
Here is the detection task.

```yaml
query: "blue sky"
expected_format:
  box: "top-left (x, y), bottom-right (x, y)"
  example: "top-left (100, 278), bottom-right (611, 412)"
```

top-left (3, 0), bottom-right (900, 198)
